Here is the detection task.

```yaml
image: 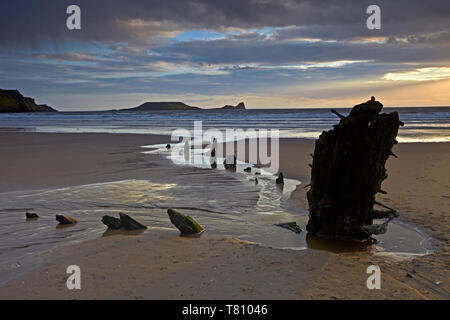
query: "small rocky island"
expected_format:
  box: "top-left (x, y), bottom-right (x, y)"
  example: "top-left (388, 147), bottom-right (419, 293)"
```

top-left (212, 102), bottom-right (246, 110)
top-left (0, 89), bottom-right (57, 113)
top-left (123, 101), bottom-right (201, 111)
top-left (119, 101), bottom-right (246, 111)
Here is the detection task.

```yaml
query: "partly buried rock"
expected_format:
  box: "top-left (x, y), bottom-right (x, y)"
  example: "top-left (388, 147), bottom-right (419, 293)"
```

top-left (26, 212), bottom-right (39, 219)
top-left (119, 212), bottom-right (147, 230)
top-left (101, 215), bottom-right (122, 229)
top-left (167, 208), bottom-right (205, 234)
top-left (166, 143), bottom-right (171, 149)
top-left (275, 222), bottom-right (302, 234)
top-left (276, 172), bottom-right (284, 184)
top-left (101, 213), bottom-right (147, 230)
top-left (243, 166), bottom-right (252, 172)
top-left (56, 215), bottom-right (77, 224)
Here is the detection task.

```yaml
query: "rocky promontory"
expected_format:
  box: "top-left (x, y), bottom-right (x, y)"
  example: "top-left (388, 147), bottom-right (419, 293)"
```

top-left (0, 89), bottom-right (57, 113)
top-left (214, 102), bottom-right (246, 110)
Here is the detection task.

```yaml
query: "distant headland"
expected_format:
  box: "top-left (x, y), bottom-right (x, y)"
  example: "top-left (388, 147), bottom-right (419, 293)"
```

top-left (120, 101), bottom-right (200, 111)
top-left (0, 89), bottom-right (57, 113)
top-left (118, 101), bottom-right (246, 111)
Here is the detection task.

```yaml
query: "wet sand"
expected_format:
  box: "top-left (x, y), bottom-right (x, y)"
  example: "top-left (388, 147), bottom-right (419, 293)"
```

top-left (0, 132), bottom-right (167, 192)
top-left (0, 132), bottom-right (448, 299)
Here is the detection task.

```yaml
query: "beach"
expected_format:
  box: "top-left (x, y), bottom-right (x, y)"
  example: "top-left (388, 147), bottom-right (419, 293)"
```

top-left (0, 131), bottom-right (448, 299)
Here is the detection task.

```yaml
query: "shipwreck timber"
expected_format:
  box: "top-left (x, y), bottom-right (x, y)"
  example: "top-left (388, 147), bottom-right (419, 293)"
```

top-left (306, 97), bottom-right (403, 240)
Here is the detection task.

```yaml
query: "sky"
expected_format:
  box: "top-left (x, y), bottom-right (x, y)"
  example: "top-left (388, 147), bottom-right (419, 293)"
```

top-left (0, 0), bottom-right (449, 111)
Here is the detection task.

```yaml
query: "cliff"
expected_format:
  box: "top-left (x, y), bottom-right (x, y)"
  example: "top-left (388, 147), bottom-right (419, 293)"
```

top-left (0, 89), bottom-right (57, 113)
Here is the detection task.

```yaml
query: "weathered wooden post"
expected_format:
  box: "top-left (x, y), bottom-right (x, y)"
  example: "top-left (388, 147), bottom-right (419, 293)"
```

top-left (306, 97), bottom-right (403, 240)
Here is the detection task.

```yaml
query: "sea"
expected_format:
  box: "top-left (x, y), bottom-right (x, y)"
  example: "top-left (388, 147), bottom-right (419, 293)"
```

top-left (0, 107), bottom-right (449, 142)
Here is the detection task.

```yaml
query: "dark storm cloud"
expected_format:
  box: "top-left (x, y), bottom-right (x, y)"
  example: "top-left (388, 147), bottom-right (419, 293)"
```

top-left (1, 0), bottom-right (449, 67)
top-left (1, 0), bottom-right (449, 47)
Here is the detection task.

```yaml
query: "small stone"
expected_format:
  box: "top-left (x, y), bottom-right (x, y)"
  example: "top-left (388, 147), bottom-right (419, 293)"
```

top-left (275, 222), bottom-right (302, 234)
top-left (25, 212), bottom-right (39, 219)
top-left (102, 215), bottom-right (122, 229)
top-left (55, 215), bottom-right (77, 224)
top-left (243, 167), bottom-right (251, 172)
top-left (223, 155), bottom-right (237, 170)
top-left (166, 144), bottom-right (171, 149)
top-left (276, 172), bottom-right (284, 184)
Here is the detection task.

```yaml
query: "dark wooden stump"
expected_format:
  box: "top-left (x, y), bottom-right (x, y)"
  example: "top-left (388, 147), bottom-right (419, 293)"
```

top-left (306, 98), bottom-right (403, 240)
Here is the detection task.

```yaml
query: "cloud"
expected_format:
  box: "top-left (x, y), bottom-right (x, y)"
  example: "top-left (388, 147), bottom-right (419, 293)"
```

top-left (383, 67), bottom-right (450, 81)
top-left (154, 36), bottom-right (449, 65)
top-left (1, 0), bottom-right (449, 48)
top-left (34, 52), bottom-right (103, 62)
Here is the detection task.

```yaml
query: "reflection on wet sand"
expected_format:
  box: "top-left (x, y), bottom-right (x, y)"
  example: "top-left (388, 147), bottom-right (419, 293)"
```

top-left (102, 228), bottom-right (146, 237)
top-left (305, 233), bottom-right (372, 253)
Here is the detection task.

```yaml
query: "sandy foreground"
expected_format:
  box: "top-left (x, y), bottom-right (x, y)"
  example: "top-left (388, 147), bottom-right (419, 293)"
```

top-left (0, 132), bottom-right (448, 299)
